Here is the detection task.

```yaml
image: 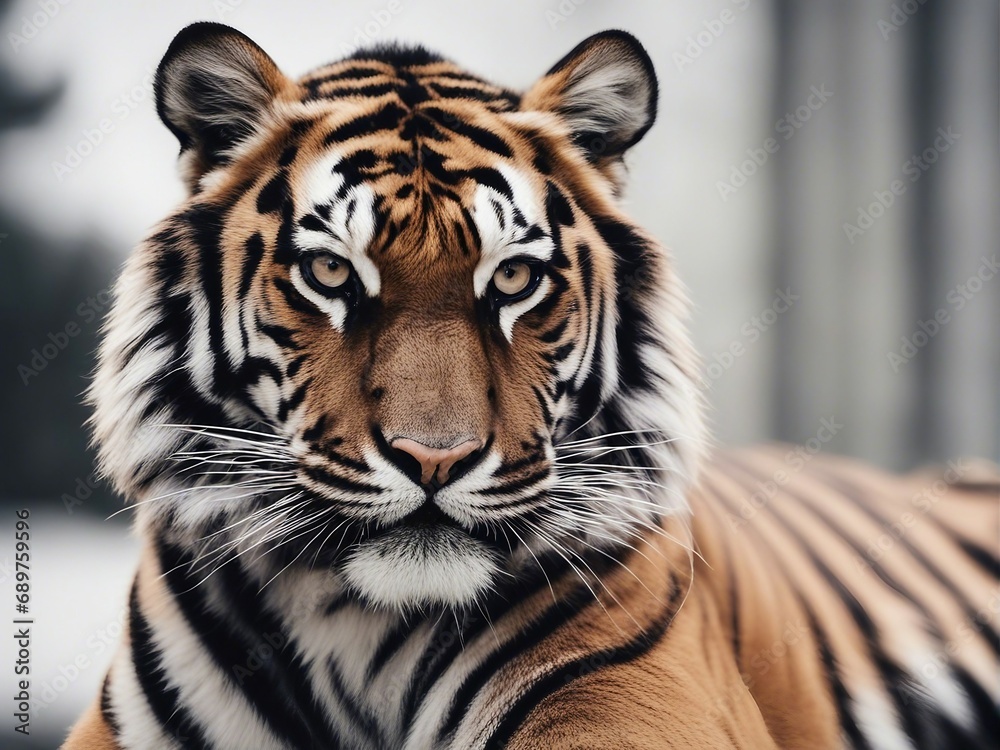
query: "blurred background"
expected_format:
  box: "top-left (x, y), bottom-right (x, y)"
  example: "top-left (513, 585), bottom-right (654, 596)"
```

top-left (0, 0), bottom-right (996, 745)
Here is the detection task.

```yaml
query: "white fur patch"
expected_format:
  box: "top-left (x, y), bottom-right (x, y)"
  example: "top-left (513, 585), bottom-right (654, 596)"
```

top-left (470, 164), bottom-right (554, 342)
top-left (291, 150), bottom-right (382, 330)
top-left (342, 527), bottom-right (499, 609)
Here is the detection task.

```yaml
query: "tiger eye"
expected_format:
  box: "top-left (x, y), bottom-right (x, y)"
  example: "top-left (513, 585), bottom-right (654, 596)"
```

top-left (309, 253), bottom-right (351, 289)
top-left (493, 261), bottom-right (533, 297)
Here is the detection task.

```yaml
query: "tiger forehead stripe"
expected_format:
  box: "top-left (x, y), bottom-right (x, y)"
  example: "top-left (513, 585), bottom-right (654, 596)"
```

top-left (472, 164), bottom-right (555, 297)
top-left (293, 151), bottom-right (381, 296)
top-left (299, 50), bottom-right (521, 111)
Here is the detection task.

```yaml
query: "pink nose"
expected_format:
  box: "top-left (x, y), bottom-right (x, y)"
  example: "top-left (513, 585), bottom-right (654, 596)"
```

top-left (390, 438), bottom-right (481, 486)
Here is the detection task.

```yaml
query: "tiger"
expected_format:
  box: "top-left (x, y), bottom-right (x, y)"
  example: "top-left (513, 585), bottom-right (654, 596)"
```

top-left (64, 21), bottom-right (999, 750)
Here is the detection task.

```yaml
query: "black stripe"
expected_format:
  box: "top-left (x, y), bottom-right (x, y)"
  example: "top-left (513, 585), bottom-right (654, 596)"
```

top-left (460, 206), bottom-right (481, 252)
top-left (572, 301), bottom-right (607, 424)
top-left (277, 378), bottom-right (311, 423)
top-left (953, 664), bottom-right (1000, 744)
top-left (726, 543), bottom-right (742, 667)
top-left (129, 582), bottom-right (211, 749)
top-left (367, 618), bottom-right (425, 680)
top-left (802, 607), bottom-right (874, 750)
top-left (807, 463), bottom-right (1000, 658)
top-left (531, 384), bottom-right (553, 428)
top-left (274, 277), bottom-right (323, 316)
top-left (957, 538), bottom-right (1000, 580)
top-left (423, 106), bottom-right (513, 158)
top-left (493, 451), bottom-right (546, 479)
top-left (157, 540), bottom-right (328, 749)
top-left (399, 613), bottom-right (497, 732)
top-left (238, 355), bottom-right (285, 389)
top-left (286, 353), bottom-right (308, 379)
top-left (239, 233), bottom-right (265, 300)
top-left (539, 318), bottom-right (569, 344)
top-left (400, 553), bottom-right (578, 732)
top-left (707, 475), bottom-right (873, 750)
top-left (302, 415), bottom-right (327, 444)
top-left (423, 70), bottom-right (503, 85)
top-left (478, 467), bottom-right (550, 496)
top-left (471, 571), bottom-right (685, 747)
top-left (327, 657), bottom-right (387, 747)
top-left (545, 181), bottom-right (575, 227)
top-left (453, 219), bottom-right (471, 257)
top-left (217, 552), bottom-right (347, 748)
top-left (526, 286), bottom-right (566, 327)
top-left (303, 464), bottom-right (382, 495)
top-left (100, 672), bottom-right (121, 738)
top-left (259, 323), bottom-right (300, 350)
top-left (256, 171), bottom-right (288, 214)
top-left (593, 215), bottom-right (657, 393)
top-left (714, 463), bottom-right (945, 747)
top-left (186, 204), bottom-right (238, 399)
top-left (323, 103), bottom-right (407, 144)
top-left (324, 449), bottom-right (371, 474)
top-left (320, 82), bottom-right (397, 99)
top-left (431, 83), bottom-right (510, 103)
top-left (298, 213), bottom-right (331, 234)
top-left (305, 67), bottom-right (383, 87)
top-left (278, 145), bottom-right (298, 167)
top-left (465, 167), bottom-right (513, 200)
top-left (542, 341), bottom-right (575, 365)
top-left (119, 304), bottom-right (180, 370)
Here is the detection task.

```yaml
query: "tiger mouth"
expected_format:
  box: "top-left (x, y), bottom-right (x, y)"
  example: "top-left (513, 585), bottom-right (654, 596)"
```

top-left (364, 499), bottom-right (507, 552)
top-left (397, 501), bottom-right (458, 529)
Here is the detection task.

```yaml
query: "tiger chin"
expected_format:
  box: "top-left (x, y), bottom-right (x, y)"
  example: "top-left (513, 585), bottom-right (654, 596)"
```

top-left (65, 22), bottom-right (998, 750)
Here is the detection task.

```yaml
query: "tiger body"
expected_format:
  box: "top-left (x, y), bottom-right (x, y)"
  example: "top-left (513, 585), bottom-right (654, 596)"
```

top-left (66, 24), bottom-right (999, 749)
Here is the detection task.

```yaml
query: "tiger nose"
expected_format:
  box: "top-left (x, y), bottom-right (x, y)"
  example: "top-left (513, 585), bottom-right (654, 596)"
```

top-left (390, 438), bottom-right (482, 486)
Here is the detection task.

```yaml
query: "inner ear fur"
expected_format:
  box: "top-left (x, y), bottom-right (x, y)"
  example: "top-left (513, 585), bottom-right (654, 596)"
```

top-left (155, 22), bottom-right (291, 180)
top-left (523, 30), bottom-right (658, 162)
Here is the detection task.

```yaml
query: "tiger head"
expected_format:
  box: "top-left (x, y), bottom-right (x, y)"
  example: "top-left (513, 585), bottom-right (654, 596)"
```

top-left (90, 23), bottom-right (706, 611)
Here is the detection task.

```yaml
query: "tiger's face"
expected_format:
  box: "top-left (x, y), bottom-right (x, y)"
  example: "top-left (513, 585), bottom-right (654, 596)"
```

top-left (91, 23), bottom-right (706, 610)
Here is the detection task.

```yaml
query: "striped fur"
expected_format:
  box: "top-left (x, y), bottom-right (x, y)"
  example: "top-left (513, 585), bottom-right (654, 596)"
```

top-left (66, 24), bottom-right (999, 749)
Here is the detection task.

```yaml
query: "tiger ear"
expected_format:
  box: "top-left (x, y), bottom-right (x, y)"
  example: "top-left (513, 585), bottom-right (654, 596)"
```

top-left (155, 23), bottom-right (289, 181)
top-left (523, 30), bottom-right (658, 162)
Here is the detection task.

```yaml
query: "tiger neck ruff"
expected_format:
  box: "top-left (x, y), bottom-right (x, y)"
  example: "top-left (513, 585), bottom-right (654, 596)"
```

top-left (66, 22), bottom-right (999, 750)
